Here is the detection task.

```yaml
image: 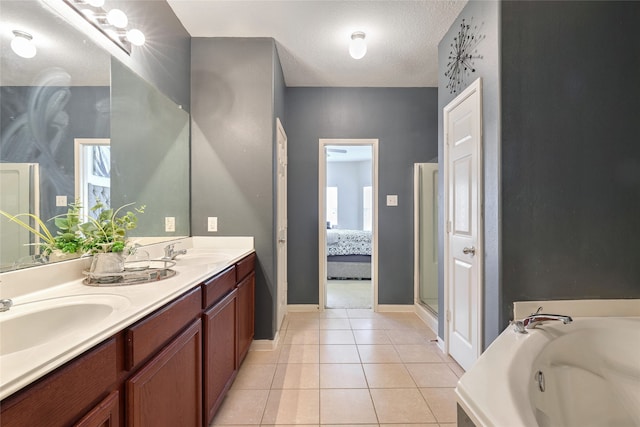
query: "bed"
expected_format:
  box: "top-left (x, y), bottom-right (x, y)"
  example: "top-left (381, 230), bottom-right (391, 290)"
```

top-left (326, 229), bottom-right (371, 279)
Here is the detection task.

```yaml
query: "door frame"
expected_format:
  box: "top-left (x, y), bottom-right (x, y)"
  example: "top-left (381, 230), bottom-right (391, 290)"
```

top-left (443, 77), bottom-right (484, 362)
top-left (276, 118), bottom-right (288, 332)
top-left (318, 138), bottom-right (379, 312)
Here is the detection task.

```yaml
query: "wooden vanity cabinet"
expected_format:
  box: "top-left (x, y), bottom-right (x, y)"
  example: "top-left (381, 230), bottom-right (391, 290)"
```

top-left (0, 338), bottom-right (118, 427)
top-left (237, 271), bottom-right (255, 364)
top-left (75, 390), bottom-right (120, 427)
top-left (124, 287), bottom-right (202, 427)
top-left (203, 289), bottom-right (238, 424)
top-left (236, 253), bottom-right (256, 364)
top-left (0, 252), bottom-right (256, 427)
top-left (126, 320), bottom-right (202, 427)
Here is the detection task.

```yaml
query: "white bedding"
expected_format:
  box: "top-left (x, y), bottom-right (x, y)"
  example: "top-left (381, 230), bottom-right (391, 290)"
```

top-left (326, 229), bottom-right (372, 256)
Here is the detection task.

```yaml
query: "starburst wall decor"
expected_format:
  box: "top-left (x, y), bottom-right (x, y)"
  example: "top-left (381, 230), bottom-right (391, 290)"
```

top-left (445, 18), bottom-right (484, 95)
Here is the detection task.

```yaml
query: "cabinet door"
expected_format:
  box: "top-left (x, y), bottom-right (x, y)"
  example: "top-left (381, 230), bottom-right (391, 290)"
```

top-left (75, 390), bottom-right (119, 427)
top-left (203, 289), bottom-right (238, 424)
top-left (237, 272), bottom-right (255, 364)
top-left (126, 320), bottom-right (202, 427)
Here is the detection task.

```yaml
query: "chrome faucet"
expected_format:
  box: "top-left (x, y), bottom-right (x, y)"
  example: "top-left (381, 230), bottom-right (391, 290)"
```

top-left (163, 243), bottom-right (187, 260)
top-left (513, 307), bottom-right (572, 333)
top-left (0, 299), bottom-right (13, 312)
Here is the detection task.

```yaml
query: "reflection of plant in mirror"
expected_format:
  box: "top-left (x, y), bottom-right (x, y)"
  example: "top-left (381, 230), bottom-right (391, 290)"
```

top-left (79, 200), bottom-right (146, 254)
top-left (0, 200), bottom-right (84, 256)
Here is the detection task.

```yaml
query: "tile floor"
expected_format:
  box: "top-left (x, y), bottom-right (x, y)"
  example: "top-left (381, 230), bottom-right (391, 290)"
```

top-left (211, 309), bottom-right (464, 426)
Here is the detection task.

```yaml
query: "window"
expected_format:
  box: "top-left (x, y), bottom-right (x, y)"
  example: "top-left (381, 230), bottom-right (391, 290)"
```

top-left (326, 186), bottom-right (338, 228)
top-left (75, 139), bottom-right (111, 220)
top-left (363, 186), bottom-right (372, 231)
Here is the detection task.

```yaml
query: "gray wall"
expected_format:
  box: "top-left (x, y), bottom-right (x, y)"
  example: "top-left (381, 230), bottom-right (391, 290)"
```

top-left (327, 160), bottom-right (372, 230)
top-left (286, 87), bottom-right (438, 305)
top-left (437, 1), bottom-right (501, 346)
top-left (500, 1), bottom-right (640, 326)
top-left (191, 38), bottom-right (280, 339)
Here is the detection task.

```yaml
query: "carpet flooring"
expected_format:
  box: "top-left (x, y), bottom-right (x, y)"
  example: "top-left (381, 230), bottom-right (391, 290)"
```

top-left (326, 280), bottom-right (372, 309)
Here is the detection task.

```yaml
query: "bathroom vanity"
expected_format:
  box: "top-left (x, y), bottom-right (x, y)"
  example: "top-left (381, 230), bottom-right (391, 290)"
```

top-left (0, 237), bottom-right (255, 427)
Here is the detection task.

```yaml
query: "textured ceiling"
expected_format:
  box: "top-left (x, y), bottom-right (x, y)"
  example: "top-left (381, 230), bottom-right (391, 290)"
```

top-left (167, 0), bottom-right (467, 87)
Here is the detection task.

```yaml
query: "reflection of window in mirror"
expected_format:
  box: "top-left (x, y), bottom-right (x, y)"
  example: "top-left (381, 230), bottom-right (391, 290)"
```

top-left (74, 138), bottom-right (111, 219)
top-left (363, 186), bottom-right (372, 231)
top-left (327, 186), bottom-right (338, 228)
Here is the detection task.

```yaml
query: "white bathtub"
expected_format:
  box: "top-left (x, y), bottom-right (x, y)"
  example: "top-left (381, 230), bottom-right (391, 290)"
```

top-left (456, 317), bottom-right (640, 427)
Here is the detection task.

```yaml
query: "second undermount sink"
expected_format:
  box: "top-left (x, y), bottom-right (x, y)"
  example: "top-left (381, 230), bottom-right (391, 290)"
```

top-left (175, 250), bottom-right (231, 267)
top-left (0, 294), bottom-right (130, 356)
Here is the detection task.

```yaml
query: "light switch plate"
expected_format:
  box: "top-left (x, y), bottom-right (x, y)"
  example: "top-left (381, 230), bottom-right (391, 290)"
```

top-left (164, 217), bottom-right (175, 232)
top-left (386, 195), bottom-right (398, 206)
top-left (207, 217), bottom-right (218, 232)
top-left (56, 195), bottom-right (68, 207)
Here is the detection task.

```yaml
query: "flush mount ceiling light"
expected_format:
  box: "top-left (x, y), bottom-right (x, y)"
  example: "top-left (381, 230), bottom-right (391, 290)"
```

top-left (11, 30), bottom-right (37, 59)
top-left (64, 0), bottom-right (145, 55)
top-left (349, 31), bottom-right (367, 60)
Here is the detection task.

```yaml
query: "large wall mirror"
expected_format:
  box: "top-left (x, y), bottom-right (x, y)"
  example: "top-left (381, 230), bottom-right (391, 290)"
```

top-left (0, 0), bottom-right (190, 271)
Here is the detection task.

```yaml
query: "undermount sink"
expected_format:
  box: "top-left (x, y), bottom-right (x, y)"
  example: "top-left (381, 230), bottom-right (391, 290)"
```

top-left (0, 294), bottom-right (130, 356)
top-left (175, 251), bottom-right (231, 267)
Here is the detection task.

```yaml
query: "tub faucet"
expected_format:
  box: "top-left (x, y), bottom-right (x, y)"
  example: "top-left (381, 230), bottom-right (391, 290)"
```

top-left (163, 243), bottom-right (187, 260)
top-left (0, 299), bottom-right (13, 312)
top-left (513, 307), bottom-right (572, 333)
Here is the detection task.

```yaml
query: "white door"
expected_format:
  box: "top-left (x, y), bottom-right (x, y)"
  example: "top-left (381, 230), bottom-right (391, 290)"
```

top-left (0, 163), bottom-right (39, 268)
top-left (444, 78), bottom-right (483, 371)
top-left (276, 118), bottom-right (288, 331)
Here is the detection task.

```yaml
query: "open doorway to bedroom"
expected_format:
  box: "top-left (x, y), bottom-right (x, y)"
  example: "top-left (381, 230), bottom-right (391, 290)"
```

top-left (319, 139), bottom-right (378, 310)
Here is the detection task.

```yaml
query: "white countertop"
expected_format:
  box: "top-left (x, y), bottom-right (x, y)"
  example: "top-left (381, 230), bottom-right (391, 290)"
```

top-left (0, 236), bottom-right (254, 401)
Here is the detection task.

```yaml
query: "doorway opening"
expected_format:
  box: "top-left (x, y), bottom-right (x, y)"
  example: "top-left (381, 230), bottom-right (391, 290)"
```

top-left (319, 139), bottom-right (378, 310)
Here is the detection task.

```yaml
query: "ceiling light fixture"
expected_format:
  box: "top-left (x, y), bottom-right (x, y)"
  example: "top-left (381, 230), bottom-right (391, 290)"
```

top-left (11, 30), bottom-right (37, 59)
top-left (349, 31), bottom-right (367, 60)
top-left (106, 8), bottom-right (128, 28)
top-left (64, 0), bottom-right (145, 55)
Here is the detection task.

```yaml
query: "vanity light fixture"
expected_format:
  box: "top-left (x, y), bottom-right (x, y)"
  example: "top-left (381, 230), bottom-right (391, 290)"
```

top-left (11, 30), bottom-right (37, 59)
top-left (349, 31), bottom-right (367, 60)
top-left (63, 0), bottom-right (145, 54)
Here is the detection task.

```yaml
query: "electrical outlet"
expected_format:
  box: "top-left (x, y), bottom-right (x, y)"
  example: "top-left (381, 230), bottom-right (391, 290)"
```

top-left (207, 217), bottom-right (218, 232)
top-left (165, 217), bottom-right (175, 232)
top-left (56, 195), bottom-right (68, 207)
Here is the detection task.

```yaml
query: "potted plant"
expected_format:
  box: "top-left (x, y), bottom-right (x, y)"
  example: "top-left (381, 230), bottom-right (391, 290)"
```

top-left (79, 200), bottom-right (145, 279)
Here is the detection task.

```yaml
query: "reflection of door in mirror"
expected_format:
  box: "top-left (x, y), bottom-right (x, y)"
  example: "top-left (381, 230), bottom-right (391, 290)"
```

top-left (0, 163), bottom-right (40, 270)
top-left (74, 139), bottom-right (111, 219)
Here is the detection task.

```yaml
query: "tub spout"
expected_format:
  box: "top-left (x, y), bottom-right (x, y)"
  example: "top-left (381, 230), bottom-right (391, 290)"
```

top-left (522, 307), bottom-right (573, 329)
top-left (514, 307), bottom-right (573, 333)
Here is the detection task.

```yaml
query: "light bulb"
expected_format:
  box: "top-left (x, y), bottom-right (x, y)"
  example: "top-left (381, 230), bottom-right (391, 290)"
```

top-left (126, 29), bottom-right (145, 46)
top-left (106, 9), bottom-right (128, 28)
top-left (11, 31), bottom-right (36, 59)
top-left (349, 31), bottom-right (367, 59)
top-left (87, 0), bottom-right (105, 7)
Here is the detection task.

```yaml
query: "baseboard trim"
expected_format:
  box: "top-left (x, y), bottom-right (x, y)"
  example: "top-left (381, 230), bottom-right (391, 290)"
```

top-left (415, 303), bottom-right (438, 334)
top-left (287, 304), bottom-right (320, 312)
top-left (377, 304), bottom-right (415, 312)
top-left (250, 330), bottom-right (281, 351)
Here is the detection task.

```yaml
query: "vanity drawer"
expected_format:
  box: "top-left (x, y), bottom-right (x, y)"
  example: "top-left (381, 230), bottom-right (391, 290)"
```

top-left (125, 287), bottom-right (201, 370)
top-left (0, 338), bottom-right (117, 427)
top-left (236, 253), bottom-right (256, 283)
top-left (202, 266), bottom-right (236, 309)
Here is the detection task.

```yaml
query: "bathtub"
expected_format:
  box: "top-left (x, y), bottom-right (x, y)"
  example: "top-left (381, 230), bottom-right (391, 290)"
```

top-left (456, 316), bottom-right (640, 427)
